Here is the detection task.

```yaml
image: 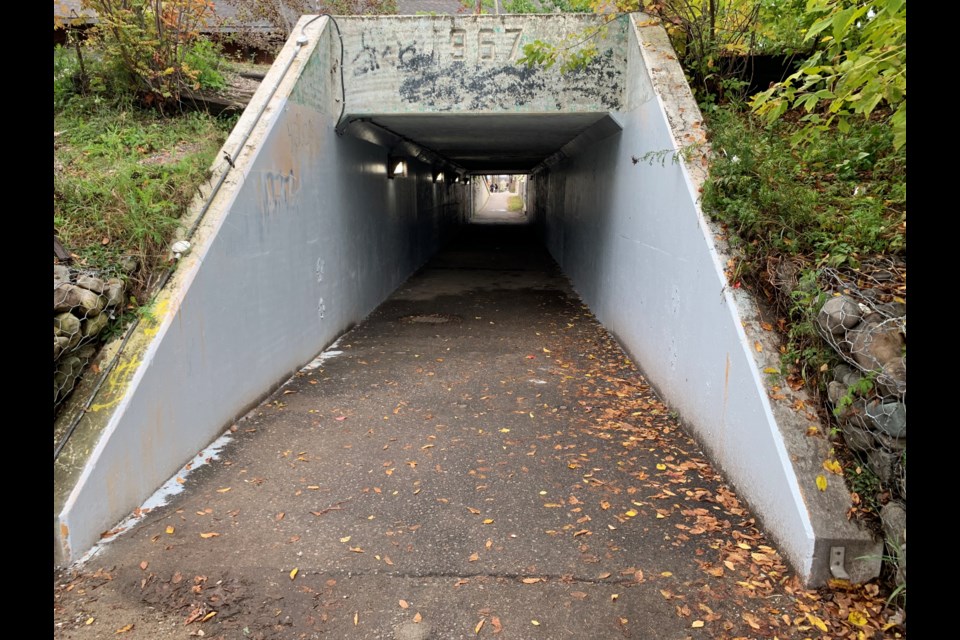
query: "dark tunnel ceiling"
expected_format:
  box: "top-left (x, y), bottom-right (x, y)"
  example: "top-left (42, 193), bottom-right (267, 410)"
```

top-left (345, 113), bottom-right (615, 173)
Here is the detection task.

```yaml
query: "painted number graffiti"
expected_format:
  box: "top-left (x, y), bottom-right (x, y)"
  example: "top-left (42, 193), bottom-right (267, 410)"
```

top-left (450, 28), bottom-right (523, 62)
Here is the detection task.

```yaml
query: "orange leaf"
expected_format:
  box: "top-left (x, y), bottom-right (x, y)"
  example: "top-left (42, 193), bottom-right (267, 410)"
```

top-left (399, 600), bottom-right (410, 609)
top-left (115, 624), bottom-right (134, 633)
top-left (200, 532), bottom-right (219, 539)
top-left (521, 577), bottom-right (542, 584)
top-left (414, 612), bottom-right (422, 623)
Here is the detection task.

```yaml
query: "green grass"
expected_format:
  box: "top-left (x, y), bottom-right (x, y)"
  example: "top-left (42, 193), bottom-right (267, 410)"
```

top-left (54, 45), bottom-right (236, 301)
top-left (507, 195), bottom-right (524, 212)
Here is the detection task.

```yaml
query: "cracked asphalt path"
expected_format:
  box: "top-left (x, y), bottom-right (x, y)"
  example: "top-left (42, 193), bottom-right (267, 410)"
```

top-left (54, 224), bottom-right (899, 639)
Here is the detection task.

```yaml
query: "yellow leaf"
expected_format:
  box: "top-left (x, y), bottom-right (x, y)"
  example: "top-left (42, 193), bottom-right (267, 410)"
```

top-left (816, 475), bottom-right (827, 491)
top-left (692, 620), bottom-right (704, 628)
top-left (499, 428), bottom-right (510, 433)
top-left (340, 536), bottom-right (351, 543)
top-left (399, 600), bottom-right (410, 609)
top-left (531, 620), bottom-right (540, 626)
top-left (475, 619), bottom-right (485, 634)
top-left (848, 611), bottom-right (868, 626)
top-left (199, 532), bottom-right (219, 539)
top-left (483, 519), bottom-right (494, 524)
top-left (806, 613), bottom-right (828, 632)
top-left (754, 341), bottom-right (763, 352)
top-left (85, 618), bottom-right (95, 625)
top-left (542, 348), bottom-right (551, 353)
top-left (289, 568), bottom-right (299, 580)
top-left (349, 546), bottom-right (364, 553)
top-left (611, 594), bottom-right (619, 601)
top-left (216, 487), bottom-right (231, 493)
top-left (661, 571), bottom-right (672, 577)
top-left (823, 459), bottom-right (843, 475)
top-left (201, 611), bottom-right (217, 622)
top-left (115, 624), bottom-right (134, 633)
top-left (469, 552), bottom-right (479, 562)
top-left (165, 526), bottom-right (175, 535)
top-left (656, 463), bottom-right (666, 470)
top-left (763, 367), bottom-right (779, 374)
top-left (176, 477), bottom-right (185, 484)
top-left (625, 510), bottom-right (638, 517)
top-left (354, 611), bottom-right (359, 626)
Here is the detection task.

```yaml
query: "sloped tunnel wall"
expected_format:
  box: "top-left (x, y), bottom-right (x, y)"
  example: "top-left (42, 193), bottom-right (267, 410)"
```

top-left (54, 17), bottom-right (468, 565)
top-left (526, 18), bottom-right (820, 581)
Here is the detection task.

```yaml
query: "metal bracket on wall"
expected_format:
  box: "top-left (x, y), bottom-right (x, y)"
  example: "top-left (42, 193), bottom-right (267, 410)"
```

top-left (829, 546), bottom-right (850, 580)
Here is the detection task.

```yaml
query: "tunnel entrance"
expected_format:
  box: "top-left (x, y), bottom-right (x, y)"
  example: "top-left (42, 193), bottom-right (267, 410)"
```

top-left (55, 13), bottom-right (878, 585)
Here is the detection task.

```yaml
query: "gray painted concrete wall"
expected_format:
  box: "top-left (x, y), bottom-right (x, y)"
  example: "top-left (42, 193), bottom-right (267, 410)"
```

top-left (54, 17), bottom-right (467, 564)
top-left (530, 15), bottom-right (864, 584)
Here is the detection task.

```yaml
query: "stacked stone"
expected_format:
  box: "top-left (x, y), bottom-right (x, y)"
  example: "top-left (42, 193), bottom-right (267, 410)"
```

top-left (54, 265), bottom-right (125, 406)
top-left (818, 293), bottom-right (906, 592)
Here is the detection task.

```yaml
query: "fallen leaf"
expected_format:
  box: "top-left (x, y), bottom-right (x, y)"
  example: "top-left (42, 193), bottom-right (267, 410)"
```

top-left (469, 552), bottom-right (480, 562)
top-left (754, 341), bottom-right (763, 352)
top-left (289, 568), bottom-right (299, 580)
top-left (521, 577), bottom-right (542, 584)
top-left (491, 616), bottom-right (502, 633)
top-left (139, 561), bottom-right (148, 570)
top-left (625, 510), bottom-right (638, 517)
top-left (384, 556), bottom-right (394, 565)
top-left (200, 532), bottom-right (220, 539)
top-left (399, 600), bottom-right (410, 609)
top-left (823, 459), bottom-right (843, 475)
top-left (611, 594), bottom-right (619, 601)
top-left (531, 620), bottom-right (540, 626)
top-left (742, 612), bottom-right (761, 630)
top-left (340, 536), bottom-right (352, 543)
top-left (468, 507), bottom-right (481, 515)
top-left (216, 487), bottom-right (231, 493)
top-left (571, 591), bottom-right (587, 600)
top-left (201, 611), bottom-right (217, 622)
top-left (483, 519), bottom-right (494, 524)
top-left (354, 611), bottom-right (358, 626)
top-left (692, 620), bottom-right (704, 628)
top-left (816, 475), bottom-right (828, 491)
top-left (848, 611), bottom-right (867, 626)
top-left (597, 572), bottom-right (611, 579)
top-left (115, 624), bottom-right (134, 633)
top-left (414, 612), bottom-right (422, 623)
top-left (349, 546), bottom-right (364, 553)
top-left (475, 619), bottom-right (485, 634)
top-left (85, 618), bottom-right (95, 625)
top-left (176, 477), bottom-right (185, 484)
top-left (806, 613), bottom-right (828, 632)
top-left (165, 526), bottom-right (175, 535)
top-left (660, 571), bottom-right (673, 577)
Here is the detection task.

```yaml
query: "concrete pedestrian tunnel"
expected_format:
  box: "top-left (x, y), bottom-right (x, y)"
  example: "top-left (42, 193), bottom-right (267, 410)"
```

top-left (53, 13), bottom-right (880, 585)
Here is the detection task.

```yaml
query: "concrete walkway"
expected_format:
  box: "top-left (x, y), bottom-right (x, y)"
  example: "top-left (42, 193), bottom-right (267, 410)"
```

top-left (473, 190), bottom-right (526, 225)
top-left (53, 225), bottom-right (893, 639)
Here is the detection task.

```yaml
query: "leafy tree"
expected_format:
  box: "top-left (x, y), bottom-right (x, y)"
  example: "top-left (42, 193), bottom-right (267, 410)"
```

top-left (750, 0), bottom-right (906, 150)
top-left (72, 0), bottom-right (225, 109)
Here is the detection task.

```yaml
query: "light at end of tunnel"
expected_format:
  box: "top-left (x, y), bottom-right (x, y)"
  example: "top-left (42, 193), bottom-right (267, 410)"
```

top-left (387, 156), bottom-right (407, 179)
top-left (433, 169), bottom-right (444, 183)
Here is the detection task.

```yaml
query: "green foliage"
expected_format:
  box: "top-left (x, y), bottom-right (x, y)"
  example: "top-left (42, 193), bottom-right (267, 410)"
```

top-left (751, 0), bottom-right (906, 150)
top-left (832, 371), bottom-right (874, 415)
top-left (54, 96), bottom-right (232, 298)
top-left (703, 106), bottom-right (905, 266)
top-left (183, 38), bottom-right (227, 92)
top-left (502, 0), bottom-right (593, 12)
top-left (79, 0), bottom-right (222, 107)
